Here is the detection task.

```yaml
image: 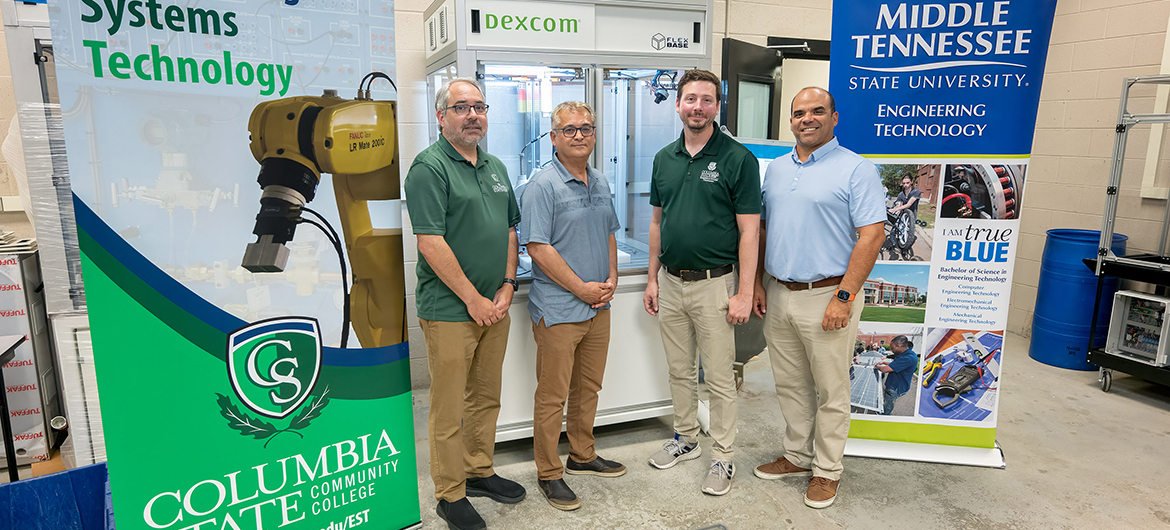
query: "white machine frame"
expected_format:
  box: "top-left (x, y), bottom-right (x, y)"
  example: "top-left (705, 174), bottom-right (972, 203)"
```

top-left (423, 0), bottom-right (714, 441)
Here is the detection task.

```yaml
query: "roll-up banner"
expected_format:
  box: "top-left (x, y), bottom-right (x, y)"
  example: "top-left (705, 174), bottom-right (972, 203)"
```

top-left (829, 0), bottom-right (1058, 467)
top-left (44, 1), bottom-right (422, 528)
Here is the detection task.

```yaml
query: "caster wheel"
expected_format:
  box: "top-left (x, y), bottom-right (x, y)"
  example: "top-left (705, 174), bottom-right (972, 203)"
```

top-left (1100, 370), bottom-right (1112, 393)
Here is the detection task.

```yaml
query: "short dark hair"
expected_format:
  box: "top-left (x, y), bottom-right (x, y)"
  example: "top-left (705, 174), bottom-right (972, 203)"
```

top-left (792, 86), bottom-right (836, 115)
top-left (676, 69), bottom-right (722, 104)
top-left (891, 335), bottom-right (912, 349)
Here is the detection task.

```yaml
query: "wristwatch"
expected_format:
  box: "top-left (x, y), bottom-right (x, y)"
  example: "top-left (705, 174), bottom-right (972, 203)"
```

top-left (502, 278), bottom-right (519, 291)
top-left (835, 288), bottom-right (855, 302)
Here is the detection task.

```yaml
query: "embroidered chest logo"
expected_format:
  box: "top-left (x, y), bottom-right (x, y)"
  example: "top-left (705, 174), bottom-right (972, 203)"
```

top-left (700, 161), bottom-right (720, 183)
top-left (490, 173), bottom-right (508, 193)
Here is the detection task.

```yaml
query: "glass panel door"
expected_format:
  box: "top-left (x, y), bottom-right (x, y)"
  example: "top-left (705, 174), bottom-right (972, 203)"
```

top-left (736, 80), bottom-right (771, 140)
top-left (425, 63), bottom-right (457, 145)
top-left (480, 64), bottom-right (585, 189)
top-left (603, 69), bottom-right (684, 271)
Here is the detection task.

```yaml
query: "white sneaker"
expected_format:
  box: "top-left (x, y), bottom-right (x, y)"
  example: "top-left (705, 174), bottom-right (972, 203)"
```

top-left (701, 459), bottom-right (735, 496)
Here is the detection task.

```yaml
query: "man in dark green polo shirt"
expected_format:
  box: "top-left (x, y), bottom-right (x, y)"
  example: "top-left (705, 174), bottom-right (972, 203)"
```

top-left (642, 69), bottom-right (761, 497)
top-left (404, 77), bottom-right (525, 530)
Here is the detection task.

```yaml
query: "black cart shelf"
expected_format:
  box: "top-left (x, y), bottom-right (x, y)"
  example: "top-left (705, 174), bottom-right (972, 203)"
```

top-left (1085, 257), bottom-right (1170, 392)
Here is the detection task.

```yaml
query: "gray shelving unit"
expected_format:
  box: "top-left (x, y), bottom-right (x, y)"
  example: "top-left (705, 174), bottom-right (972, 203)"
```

top-left (1088, 75), bottom-right (1170, 392)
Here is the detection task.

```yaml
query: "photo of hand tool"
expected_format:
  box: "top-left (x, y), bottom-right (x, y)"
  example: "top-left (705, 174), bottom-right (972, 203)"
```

top-left (918, 329), bottom-right (1003, 422)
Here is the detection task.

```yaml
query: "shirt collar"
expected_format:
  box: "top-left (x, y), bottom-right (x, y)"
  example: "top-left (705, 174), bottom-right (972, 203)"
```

top-left (673, 126), bottom-right (725, 158)
top-left (438, 135), bottom-right (486, 168)
top-left (790, 136), bottom-right (839, 164)
top-left (551, 154), bottom-right (592, 185)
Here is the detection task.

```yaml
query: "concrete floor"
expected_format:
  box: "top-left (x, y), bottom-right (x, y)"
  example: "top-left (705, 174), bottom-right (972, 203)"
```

top-left (411, 332), bottom-right (1170, 530)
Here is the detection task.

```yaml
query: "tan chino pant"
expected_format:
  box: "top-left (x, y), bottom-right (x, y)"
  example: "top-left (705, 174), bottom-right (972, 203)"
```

top-left (532, 310), bottom-right (610, 480)
top-left (419, 315), bottom-right (511, 501)
top-left (657, 269), bottom-right (738, 461)
top-left (763, 277), bottom-right (862, 481)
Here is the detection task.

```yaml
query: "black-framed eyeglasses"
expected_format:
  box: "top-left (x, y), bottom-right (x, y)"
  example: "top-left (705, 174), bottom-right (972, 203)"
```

top-left (554, 125), bottom-right (595, 138)
top-left (445, 103), bottom-right (489, 116)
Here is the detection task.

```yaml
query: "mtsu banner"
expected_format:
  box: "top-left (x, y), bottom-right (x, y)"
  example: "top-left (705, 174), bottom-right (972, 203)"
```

top-left (831, 0), bottom-right (1057, 157)
top-left (829, 0), bottom-right (1057, 467)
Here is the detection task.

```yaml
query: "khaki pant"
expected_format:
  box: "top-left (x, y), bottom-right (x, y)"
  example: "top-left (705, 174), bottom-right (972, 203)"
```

top-left (419, 315), bottom-right (511, 501)
top-left (532, 310), bottom-right (610, 480)
top-left (657, 269), bottom-right (738, 460)
top-left (763, 277), bottom-right (862, 481)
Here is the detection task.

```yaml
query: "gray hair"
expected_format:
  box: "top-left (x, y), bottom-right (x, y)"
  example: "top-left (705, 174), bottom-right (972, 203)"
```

top-left (550, 101), bottom-right (596, 131)
top-left (435, 77), bottom-right (485, 113)
top-left (891, 335), bottom-right (912, 349)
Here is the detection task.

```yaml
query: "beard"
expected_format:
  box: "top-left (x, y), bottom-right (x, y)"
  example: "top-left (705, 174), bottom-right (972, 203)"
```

top-left (446, 122), bottom-right (485, 148)
top-left (685, 112), bottom-right (715, 133)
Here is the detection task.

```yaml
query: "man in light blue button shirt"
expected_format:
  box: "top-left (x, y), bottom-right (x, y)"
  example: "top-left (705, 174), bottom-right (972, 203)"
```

top-left (520, 101), bottom-right (624, 512)
top-left (749, 87), bottom-right (885, 509)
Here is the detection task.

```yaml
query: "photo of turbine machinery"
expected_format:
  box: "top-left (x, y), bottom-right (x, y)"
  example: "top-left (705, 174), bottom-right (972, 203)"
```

top-left (938, 164), bottom-right (1026, 220)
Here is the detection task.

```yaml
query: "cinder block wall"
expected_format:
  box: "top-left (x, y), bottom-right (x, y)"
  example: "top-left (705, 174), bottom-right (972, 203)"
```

top-left (1009, 0), bottom-right (1170, 337)
top-left (393, 0), bottom-right (434, 389)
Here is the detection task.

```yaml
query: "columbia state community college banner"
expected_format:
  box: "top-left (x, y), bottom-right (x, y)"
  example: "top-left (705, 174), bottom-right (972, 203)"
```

top-left (828, 0), bottom-right (1058, 455)
top-left (46, 1), bottom-right (421, 529)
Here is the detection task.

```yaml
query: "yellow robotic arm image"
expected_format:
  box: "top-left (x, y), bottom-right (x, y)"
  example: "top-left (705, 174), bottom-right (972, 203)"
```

top-left (242, 84), bottom-right (405, 349)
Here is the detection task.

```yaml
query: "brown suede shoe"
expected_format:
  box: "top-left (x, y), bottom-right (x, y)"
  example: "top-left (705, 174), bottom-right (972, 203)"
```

top-left (753, 457), bottom-right (812, 480)
top-left (805, 476), bottom-right (840, 508)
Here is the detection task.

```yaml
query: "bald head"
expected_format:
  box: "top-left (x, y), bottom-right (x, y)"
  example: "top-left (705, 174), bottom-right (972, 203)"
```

top-left (792, 87), bottom-right (835, 114)
top-left (789, 87), bottom-right (839, 155)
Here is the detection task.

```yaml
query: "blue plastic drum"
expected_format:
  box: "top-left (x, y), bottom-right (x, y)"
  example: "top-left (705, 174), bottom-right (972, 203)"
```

top-left (1029, 229), bottom-right (1128, 370)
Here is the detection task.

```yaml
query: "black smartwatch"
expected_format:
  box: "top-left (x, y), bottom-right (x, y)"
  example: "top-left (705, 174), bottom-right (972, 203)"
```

top-left (835, 288), bottom-right (855, 302)
top-left (502, 278), bottom-right (519, 291)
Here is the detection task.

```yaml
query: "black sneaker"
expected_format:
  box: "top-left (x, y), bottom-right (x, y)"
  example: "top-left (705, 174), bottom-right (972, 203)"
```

top-left (566, 455), bottom-right (627, 477)
top-left (538, 478), bottom-right (581, 511)
top-left (436, 498), bottom-right (486, 530)
top-left (466, 474), bottom-right (526, 504)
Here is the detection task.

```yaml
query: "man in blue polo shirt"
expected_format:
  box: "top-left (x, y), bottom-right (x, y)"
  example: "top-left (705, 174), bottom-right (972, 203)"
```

top-left (751, 87), bottom-right (885, 509)
top-left (520, 101), bottom-right (625, 512)
top-left (877, 335), bottom-right (918, 415)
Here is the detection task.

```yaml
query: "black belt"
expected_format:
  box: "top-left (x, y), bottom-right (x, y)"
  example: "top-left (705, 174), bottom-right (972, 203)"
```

top-left (665, 263), bottom-right (735, 282)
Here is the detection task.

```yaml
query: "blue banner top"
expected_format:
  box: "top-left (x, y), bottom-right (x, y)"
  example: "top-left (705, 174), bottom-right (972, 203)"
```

top-left (828, 0), bottom-right (1058, 157)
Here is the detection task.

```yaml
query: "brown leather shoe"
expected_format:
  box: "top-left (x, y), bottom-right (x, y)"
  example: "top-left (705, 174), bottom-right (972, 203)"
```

top-left (805, 476), bottom-right (840, 508)
top-left (753, 457), bottom-right (812, 479)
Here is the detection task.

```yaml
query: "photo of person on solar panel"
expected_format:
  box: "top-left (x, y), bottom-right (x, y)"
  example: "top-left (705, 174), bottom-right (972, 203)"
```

top-left (850, 325), bottom-right (923, 417)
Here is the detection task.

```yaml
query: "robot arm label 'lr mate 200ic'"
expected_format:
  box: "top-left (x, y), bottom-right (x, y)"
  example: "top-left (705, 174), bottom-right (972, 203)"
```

top-left (243, 89), bottom-right (407, 348)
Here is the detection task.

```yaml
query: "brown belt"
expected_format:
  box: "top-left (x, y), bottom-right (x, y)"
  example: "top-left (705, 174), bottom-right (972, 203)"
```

top-left (778, 275), bottom-right (843, 291)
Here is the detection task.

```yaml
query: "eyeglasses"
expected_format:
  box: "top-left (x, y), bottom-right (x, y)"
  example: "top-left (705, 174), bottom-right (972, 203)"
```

top-left (554, 125), bottom-right (595, 138)
top-left (445, 103), bottom-right (489, 116)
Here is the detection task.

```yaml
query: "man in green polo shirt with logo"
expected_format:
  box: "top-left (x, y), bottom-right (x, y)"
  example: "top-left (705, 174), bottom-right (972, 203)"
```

top-left (642, 69), bottom-right (761, 496)
top-left (404, 77), bottom-right (525, 530)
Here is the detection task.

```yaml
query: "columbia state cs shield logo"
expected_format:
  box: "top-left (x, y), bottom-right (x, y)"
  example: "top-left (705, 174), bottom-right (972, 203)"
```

top-left (228, 317), bottom-right (322, 418)
top-left (218, 317), bottom-right (332, 447)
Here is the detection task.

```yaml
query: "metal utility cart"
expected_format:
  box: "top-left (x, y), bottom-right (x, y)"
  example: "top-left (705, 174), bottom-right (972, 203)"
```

top-left (1087, 75), bottom-right (1170, 392)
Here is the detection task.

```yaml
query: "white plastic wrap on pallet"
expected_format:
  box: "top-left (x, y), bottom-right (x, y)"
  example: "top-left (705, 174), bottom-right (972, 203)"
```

top-left (13, 102), bottom-right (100, 470)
